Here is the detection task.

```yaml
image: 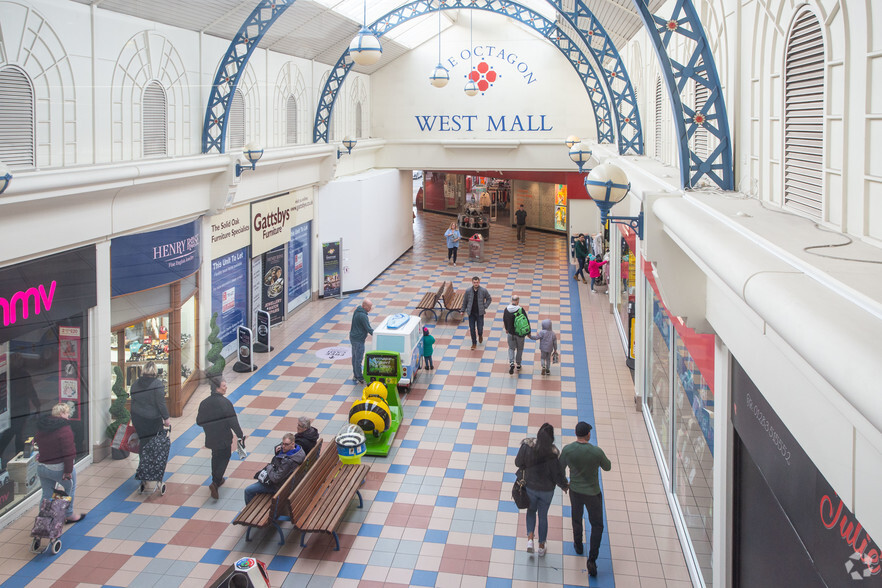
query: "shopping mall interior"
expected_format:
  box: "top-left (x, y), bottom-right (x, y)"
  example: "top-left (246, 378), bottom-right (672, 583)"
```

top-left (1, 0), bottom-right (881, 586)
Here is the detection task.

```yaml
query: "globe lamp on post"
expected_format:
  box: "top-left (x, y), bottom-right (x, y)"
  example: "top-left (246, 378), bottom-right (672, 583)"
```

top-left (583, 163), bottom-right (643, 239)
top-left (569, 142), bottom-right (592, 173)
top-left (235, 142), bottom-right (264, 177)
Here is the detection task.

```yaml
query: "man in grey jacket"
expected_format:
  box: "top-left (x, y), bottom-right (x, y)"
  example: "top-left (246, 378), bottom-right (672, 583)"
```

top-left (461, 276), bottom-right (493, 350)
top-left (349, 299), bottom-right (374, 384)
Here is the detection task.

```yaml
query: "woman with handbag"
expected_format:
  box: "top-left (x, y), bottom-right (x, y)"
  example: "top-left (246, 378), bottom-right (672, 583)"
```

top-left (35, 403), bottom-right (86, 523)
top-left (515, 423), bottom-right (568, 556)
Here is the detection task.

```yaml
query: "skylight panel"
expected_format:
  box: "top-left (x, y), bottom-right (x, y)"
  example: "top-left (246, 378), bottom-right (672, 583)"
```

top-left (385, 12), bottom-right (455, 50)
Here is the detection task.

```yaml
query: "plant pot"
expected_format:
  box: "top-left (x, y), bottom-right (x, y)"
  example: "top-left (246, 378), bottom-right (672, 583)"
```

top-left (111, 447), bottom-right (130, 460)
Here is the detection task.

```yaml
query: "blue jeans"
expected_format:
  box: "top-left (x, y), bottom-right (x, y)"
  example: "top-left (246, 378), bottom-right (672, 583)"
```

top-left (575, 257), bottom-right (587, 279)
top-left (525, 487), bottom-right (554, 543)
top-left (244, 481), bottom-right (274, 505)
top-left (350, 338), bottom-right (365, 381)
top-left (37, 463), bottom-right (75, 517)
top-left (468, 314), bottom-right (484, 345)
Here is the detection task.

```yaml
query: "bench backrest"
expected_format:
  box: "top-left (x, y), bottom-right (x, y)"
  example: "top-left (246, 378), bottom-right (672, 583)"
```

top-left (287, 446), bottom-right (340, 520)
top-left (442, 282), bottom-right (455, 307)
top-left (436, 281), bottom-right (447, 300)
top-left (272, 438), bottom-right (323, 518)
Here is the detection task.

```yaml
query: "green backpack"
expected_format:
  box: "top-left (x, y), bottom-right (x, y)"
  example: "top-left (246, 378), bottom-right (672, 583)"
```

top-left (513, 308), bottom-right (530, 337)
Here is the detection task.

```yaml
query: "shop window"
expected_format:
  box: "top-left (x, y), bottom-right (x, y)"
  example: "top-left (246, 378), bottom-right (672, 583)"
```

top-left (228, 91), bottom-right (245, 150)
top-left (142, 81), bottom-right (168, 157)
top-left (645, 285), bottom-right (672, 475)
top-left (286, 95), bottom-right (298, 144)
top-left (180, 292), bottom-right (197, 385)
top-left (0, 66), bottom-right (36, 168)
top-left (784, 8), bottom-right (824, 218)
top-left (0, 315), bottom-right (90, 518)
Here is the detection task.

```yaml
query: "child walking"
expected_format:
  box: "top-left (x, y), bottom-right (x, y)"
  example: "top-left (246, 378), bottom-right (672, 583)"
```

top-left (422, 327), bottom-right (435, 370)
top-left (529, 319), bottom-right (558, 375)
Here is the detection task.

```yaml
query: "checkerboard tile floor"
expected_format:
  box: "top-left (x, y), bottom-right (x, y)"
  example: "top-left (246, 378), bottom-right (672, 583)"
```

top-left (0, 211), bottom-right (691, 588)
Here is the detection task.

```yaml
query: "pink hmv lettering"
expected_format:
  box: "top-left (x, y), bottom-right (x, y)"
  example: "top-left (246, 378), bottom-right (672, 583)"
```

top-left (0, 281), bottom-right (57, 326)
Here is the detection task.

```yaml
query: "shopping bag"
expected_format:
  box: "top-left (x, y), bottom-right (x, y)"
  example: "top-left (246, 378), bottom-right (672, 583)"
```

top-left (113, 424), bottom-right (140, 454)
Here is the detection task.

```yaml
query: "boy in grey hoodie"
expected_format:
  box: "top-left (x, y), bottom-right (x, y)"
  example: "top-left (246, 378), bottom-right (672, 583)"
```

top-left (529, 319), bottom-right (558, 375)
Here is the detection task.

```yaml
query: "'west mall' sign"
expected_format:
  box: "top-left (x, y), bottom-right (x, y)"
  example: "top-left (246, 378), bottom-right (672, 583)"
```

top-left (415, 114), bottom-right (553, 132)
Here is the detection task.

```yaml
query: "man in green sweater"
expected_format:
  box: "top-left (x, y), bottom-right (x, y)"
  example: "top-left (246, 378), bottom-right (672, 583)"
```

top-left (349, 298), bottom-right (374, 385)
top-left (560, 421), bottom-right (612, 577)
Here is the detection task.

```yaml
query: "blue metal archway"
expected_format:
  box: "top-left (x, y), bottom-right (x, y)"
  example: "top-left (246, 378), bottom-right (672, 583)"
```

top-left (313, 0), bottom-right (615, 147)
top-left (632, 0), bottom-right (734, 189)
top-left (549, 0), bottom-right (644, 155)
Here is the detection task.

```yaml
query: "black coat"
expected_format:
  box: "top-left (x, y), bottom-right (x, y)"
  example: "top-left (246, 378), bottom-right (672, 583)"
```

top-left (130, 376), bottom-right (169, 421)
top-left (294, 426), bottom-right (320, 455)
top-left (515, 438), bottom-right (568, 492)
top-left (196, 393), bottom-right (244, 450)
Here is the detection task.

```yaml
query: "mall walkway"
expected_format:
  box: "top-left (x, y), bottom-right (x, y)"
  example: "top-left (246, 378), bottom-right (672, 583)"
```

top-left (0, 211), bottom-right (691, 588)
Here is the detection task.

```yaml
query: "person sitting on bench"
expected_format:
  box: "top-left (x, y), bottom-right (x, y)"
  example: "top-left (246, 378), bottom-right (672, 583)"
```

top-left (244, 433), bottom-right (305, 505)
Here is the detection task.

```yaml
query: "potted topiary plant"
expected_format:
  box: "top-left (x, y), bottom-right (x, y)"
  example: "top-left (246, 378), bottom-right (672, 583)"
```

top-left (205, 312), bottom-right (226, 380)
top-left (107, 365), bottom-right (130, 459)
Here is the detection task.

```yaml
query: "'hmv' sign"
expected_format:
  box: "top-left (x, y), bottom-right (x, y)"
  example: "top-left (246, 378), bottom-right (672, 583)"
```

top-left (0, 247), bottom-right (96, 345)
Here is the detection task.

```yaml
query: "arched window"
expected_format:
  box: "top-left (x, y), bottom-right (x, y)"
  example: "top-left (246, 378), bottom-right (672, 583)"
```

top-left (142, 81), bottom-right (168, 157)
top-left (784, 9), bottom-right (824, 218)
top-left (286, 95), bottom-right (298, 144)
top-left (0, 66), bottom-right (36, 168)
top-left (654, 77), bottom-right (663, 159)
top-left (228, 91), bottom-right (245, 150)
top-left (355, 101), bottom-right (363, 138)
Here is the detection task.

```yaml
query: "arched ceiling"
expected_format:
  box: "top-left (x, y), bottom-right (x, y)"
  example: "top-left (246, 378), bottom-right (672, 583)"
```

top-left (74, 0), bottom-right (665, 74)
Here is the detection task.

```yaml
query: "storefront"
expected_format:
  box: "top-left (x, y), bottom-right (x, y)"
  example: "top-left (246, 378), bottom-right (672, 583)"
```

top-left (110, 220), bottom-right (201, 418)
top-left (614, 225), bottom-right (637, 367)
top-left (422, 172), bottom-right (466, 213)
top-left (731, 359), bottom-right (881, 586)
top-left (0, 246), bottom-right (97, 517)
top-left (210, 205), bottom-right (251, 358)
top-left (642, 258), bottom-right (716, 585)
top-left (510, 179), bottom-right (568, 234)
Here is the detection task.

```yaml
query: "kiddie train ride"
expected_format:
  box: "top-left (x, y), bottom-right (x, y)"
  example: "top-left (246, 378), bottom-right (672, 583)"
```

top-left (348, 351), bottom-right (403, 456)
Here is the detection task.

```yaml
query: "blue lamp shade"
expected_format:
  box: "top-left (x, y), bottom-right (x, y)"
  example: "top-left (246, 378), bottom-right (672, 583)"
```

top-left (464, 79), bottom-right (479, 97)
top-left (430, 64), bottom-right (450, 88)
top-left (349, 27), bottom-right (383, 66)
top-left (569, 142), bottom-right (592, 173)
top-left (0, 161), bottom-right (10, 195)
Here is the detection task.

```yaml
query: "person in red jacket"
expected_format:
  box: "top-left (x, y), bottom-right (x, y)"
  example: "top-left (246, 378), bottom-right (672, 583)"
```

top-left (35, 403), bottom-right (86, 523)
top-left (588, 253), bottom-right (608, 293)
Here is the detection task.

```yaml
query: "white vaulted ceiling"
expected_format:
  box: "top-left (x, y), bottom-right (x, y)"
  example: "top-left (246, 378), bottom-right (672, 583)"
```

top-left (74, 0), bottom-right (667, 73)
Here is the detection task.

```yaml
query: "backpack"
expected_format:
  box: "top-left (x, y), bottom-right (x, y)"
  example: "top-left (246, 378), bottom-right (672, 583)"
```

top-left (513, 308), bottom-right (530, 337)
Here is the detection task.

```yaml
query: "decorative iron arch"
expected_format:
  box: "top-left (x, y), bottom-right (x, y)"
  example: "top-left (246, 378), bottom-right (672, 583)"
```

top-left (632, 0), bottom-right (734, 190)
top-left (548, 0), bottom-right (643, 154)
top-left (313, 0), bottom-right (614, 146)
top-left (202, 0), bottom-right (294, 154)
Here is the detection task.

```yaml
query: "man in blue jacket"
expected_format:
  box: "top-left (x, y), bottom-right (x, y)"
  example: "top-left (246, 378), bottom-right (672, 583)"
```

top-left (349, 299), bottom-right (374, 384)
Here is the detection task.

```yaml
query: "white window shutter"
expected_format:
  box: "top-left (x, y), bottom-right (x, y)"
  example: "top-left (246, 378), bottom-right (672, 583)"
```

top-left (654, 77), bottom-right (662, 159)
top-left (286, 95), bottom-right (298, 144)
top-left (784, 10), bottom-right (824, 218)
top-left (142, 81), bottom-right (168, 157)
top-left (229, 92), bottom-right (245, 150)
top-left (0, 67), bottom-right (36, 168)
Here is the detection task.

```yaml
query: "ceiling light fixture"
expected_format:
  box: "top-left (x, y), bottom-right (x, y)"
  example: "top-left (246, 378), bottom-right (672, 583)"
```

top-left (349, 0), bottom-right (382, 66)
top-left (429, 5), bottom-right (449, 87)
top-left (464, 11), bottom-right (478, 96)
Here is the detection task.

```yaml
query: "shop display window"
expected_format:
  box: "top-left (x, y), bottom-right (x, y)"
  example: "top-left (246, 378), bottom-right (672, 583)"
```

top-left (112, 316), bottom-right (171, 395)
top-left (645, 285), bottom-right (672, 475)
top-left (180, 295), bottom-right (196, 385)
top-left (0, 316), bottom-right (90, 518)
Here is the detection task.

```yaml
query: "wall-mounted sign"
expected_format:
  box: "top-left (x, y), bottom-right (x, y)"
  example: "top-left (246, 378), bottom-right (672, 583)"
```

top-left (261, 246), bottom-right (285, 325)
top-left (210, 204), bottom-right (251, 259)
top-left (58, 326), bottom-right (81, 420)
top-left (322, 241), bottom-right (341, 298)
top-left (0, 246), bottom-right (97, 344)
top-left (251, 193), bottom-right (296, 257)
top-left (288, 222), bottom-right (312, 312)
top-left (111, 220), bottom-right (201, 296)
top-left (210, 247), bottom-right (249, 357)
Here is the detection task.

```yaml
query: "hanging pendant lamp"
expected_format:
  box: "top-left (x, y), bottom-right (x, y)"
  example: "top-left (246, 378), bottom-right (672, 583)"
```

top-left (429, 9), bottom-right (449, 87)
top-left (349, 0), bottom-right (382, 66)
top-left (464, 11), bottom-right (477, 96)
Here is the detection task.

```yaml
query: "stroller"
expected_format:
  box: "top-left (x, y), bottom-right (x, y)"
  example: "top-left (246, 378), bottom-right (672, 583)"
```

top-left (30, 491), bottom-right (71, 555)
top-left (135, 426), bottom-right (171, 496)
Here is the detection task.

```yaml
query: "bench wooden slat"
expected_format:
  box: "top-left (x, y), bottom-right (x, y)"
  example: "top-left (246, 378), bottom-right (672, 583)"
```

top-left (414, 281), bottom-right (446, 320)
top-left (232, 438), bottom-right (323, 545)
top-left (441, 282), bottom-right (465, 321)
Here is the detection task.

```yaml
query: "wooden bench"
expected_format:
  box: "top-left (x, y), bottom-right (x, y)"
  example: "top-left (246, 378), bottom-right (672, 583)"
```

top-left (232, 439), bottom-right (323, 545)
top-left (288, 443), bottom-right (371, 550)
top-left (414, 281), bottom-right (446, 320)
top-left (440, 281), bottom-right (465, 321)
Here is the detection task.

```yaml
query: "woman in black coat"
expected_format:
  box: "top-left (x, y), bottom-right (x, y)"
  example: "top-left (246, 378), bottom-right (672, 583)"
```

top-left (515, 422), bottom-right (568, 557)
top-left (129, 361), bottom-right (169, 446)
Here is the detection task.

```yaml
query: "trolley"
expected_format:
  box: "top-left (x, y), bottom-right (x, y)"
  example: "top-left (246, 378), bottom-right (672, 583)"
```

top-left (135, 426), bottom-right (171, 496)
top-left (30, 494), bottom-right (69, 555)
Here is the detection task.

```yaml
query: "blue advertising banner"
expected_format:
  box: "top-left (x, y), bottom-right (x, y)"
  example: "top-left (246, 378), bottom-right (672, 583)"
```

top-left (288, 221), bottom-right (311, 311)
top-left (210, 247), bottom-right (249, 357)
top-left (111, 220), bottom-right (201, 296)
